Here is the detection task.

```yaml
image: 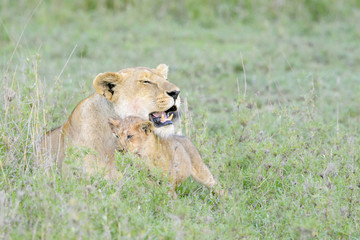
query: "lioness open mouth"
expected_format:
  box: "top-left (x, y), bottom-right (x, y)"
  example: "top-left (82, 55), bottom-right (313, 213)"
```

top-left (149, 105), bottom-right (178, 128)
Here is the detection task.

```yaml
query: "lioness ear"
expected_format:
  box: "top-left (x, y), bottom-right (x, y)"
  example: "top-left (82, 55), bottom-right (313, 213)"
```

top-left (93, 72), bottom-right (122, 101)
top-left (139, 121), bottom-right (154, 135)
top-left (108, 117), bottom-right (120, 133)
top-left (156, 64), bottom-right (168, 78)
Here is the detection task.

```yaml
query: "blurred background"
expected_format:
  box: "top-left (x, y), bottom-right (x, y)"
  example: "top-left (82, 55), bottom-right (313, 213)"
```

top-left (1, 0), bottom-right (359, 132)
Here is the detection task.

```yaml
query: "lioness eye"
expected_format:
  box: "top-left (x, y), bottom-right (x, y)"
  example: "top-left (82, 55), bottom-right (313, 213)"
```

top-left (142, 80), bottom-right (152, 84)
top-left (127, 135), bottom-right (133, 140)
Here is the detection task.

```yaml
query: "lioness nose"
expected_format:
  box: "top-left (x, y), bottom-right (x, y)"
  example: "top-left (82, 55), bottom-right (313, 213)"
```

top-left (167, 90), bottom-right (180, 101)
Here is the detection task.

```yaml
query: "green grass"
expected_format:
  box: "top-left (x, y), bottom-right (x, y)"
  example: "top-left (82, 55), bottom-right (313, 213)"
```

top-left (1, 1), bottom-right (360, 239)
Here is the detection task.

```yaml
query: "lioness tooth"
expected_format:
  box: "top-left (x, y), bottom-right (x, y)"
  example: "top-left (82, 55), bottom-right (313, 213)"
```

top-left (161, 113), bottom-right (165, 122)
top-left (168, 114), bottom-right (173, 121)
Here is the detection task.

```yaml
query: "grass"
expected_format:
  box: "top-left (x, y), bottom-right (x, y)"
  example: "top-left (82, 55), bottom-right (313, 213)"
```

top-left (1, 1), bottom-right (360, 239)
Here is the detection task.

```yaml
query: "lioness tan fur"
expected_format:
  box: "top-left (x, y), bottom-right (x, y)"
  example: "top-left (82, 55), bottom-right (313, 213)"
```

top-left (37, 64), bottom-right (181, 179)
top-left (108, 116), bottom-right (221, 196)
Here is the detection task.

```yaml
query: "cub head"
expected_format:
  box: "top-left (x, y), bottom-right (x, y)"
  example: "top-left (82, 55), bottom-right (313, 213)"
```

top-left (94, 64), bottom-right (180, 137)
top-left (108, 116), bottom-right (154, 154)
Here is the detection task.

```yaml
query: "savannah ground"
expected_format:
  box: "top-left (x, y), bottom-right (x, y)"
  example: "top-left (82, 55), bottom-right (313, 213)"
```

top-left (1, 1), bottom-right (360, 239)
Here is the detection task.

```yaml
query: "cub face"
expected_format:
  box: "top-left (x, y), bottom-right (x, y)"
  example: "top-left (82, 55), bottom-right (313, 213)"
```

top-left (94, 64), bottom-right (180, 137)
top-left (108, 117), bottom-right (154, 154)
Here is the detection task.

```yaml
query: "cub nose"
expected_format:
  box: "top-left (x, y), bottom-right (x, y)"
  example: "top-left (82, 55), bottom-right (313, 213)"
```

top-left (167, 90), bottom-right (180, 101)
top-left (116, 147), bottom-right (125, 153)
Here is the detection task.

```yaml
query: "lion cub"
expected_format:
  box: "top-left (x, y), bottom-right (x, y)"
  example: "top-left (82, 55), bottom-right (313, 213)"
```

top-left (108, 116), bottom-right (221, 196)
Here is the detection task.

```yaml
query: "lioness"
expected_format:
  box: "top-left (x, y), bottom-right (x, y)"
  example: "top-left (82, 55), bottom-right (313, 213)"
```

top-left (108, 116), bottom-right (221, 196)
top-left (37, 64), bottom-right (181, 179)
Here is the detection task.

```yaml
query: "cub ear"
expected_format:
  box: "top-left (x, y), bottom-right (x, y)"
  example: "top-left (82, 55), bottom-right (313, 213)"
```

top-left (156, 64), bottom-right (169, 78)
top-left (93, 72), bottom-right (122, 101)
top-left (108, 117), bottom-right (120, 133)
top-left (139, 121), bottom-right (154, 135)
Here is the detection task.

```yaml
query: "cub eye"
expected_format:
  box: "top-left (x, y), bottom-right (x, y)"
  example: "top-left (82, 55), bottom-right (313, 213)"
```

top-left (127, 135), bottom-right (133, 140)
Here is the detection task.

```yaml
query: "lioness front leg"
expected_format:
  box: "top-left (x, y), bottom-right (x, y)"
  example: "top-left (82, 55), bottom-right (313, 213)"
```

top-left (188, 152), bottom-right (225, 196)
top-left (190, 158), bottom-right (217, 188)
top-left (174, 136), bottom-right (218, 188)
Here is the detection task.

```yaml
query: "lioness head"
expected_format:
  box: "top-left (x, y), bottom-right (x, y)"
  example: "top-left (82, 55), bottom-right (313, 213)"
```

top-left (94, 64), bottom-right (180, 137)
top-left (108, 116), bottom-right (153, 154)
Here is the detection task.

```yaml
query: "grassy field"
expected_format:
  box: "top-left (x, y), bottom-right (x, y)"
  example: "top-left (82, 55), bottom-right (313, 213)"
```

top-left (1, 1), bottom-right (360, 239)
